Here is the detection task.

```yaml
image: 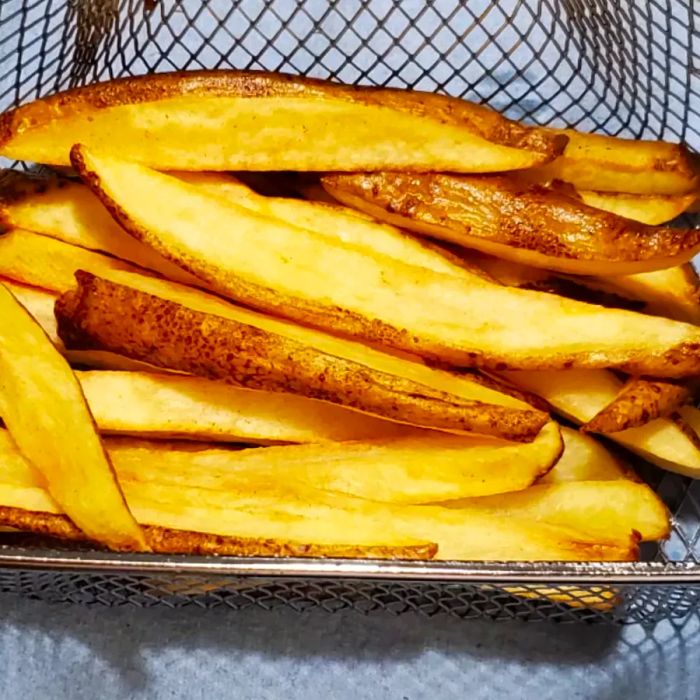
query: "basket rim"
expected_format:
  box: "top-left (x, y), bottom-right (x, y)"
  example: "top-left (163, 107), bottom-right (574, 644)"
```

top-left (1, 548), bottom-right (700, 584)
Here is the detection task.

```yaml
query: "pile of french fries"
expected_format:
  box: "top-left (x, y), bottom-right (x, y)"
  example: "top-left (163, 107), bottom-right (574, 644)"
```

top-left (1, 69), bottom-right (699, 569)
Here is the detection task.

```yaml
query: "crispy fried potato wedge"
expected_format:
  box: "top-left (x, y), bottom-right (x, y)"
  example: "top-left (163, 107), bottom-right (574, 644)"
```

top-left (577, 190), bottom-right (697, 225)
top-left (0, 231), bottom-right (546, 440)
top-left (530, 129), bottom-right (699, 195)
top-left (575, 265), bottom-right (700, 326)
top-left (504, 369), bottom-right (700, 477)
top-left (56, 272), bottom-right (549, 441)
top-left (0, 430), bottom-right (638, 561)
top-left (77, 370), bottom-right (436, 444)
top-left (584, 377), bottom-right (692, 433)
top-left (0, 432), bottom-right (432, 558)
top-left (0, 70), bottom-right (565, 172)
top-left (0, 283), bottom-right (146, 551)
top-left (322, 172), bottom-right (700, 275)
top-left (540, 427), bottom-right (632, 484)
top-left (102, 421), bottom-right (562, 504)
top-left (173, 172), bottom-right (483, 277)
top-left (0, 228), bottom-right (144, 292)
top-left (71, 148), bottom-right (700, 376)
top-left (0, 277), bottom-right (159, 371)
top-left (440, 480), bottom-right (669, 541)
top-left (0, 170), bottom-right (199, 285)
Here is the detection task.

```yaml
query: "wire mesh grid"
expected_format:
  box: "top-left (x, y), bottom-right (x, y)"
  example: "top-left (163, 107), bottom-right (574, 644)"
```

top-left (0, 0), bottom-right (700, 623)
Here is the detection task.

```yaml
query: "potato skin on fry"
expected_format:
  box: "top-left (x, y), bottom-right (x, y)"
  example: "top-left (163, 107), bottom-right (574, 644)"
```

top-left (0, 70), bottom-right (565, 171)
top-left (584, 377), bottom-right (693, 433)
top-left (56, 272), bottom-right (549, 441)
top-left (322, 172), bottom-right (700, 275)
top-left (0, 506), bottom-right (436, 559)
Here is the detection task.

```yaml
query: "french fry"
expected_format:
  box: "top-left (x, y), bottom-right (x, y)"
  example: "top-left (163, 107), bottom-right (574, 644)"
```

top-left (0, 228), bottom-right (143, 293)
top-left (540, 427), bottom-right (632, 484)
top-left (575, 265), bottom-right (700, 326)
top-left (440, 480), bottom-right (670, 541)
top-left (0, 430), bottom-right (638, 561)
top-left (584, 377), bottom-right (692, 433)
top-left (577, 190), bottom-right (697, 225)
top-left (0, 71), bottom-right (565, 172)
top-left (174, 172), bottom-right (489, 279)
top-left (0, 230), bottom-right (549, 441)
top-left (503, 369), bottom-right (700, 477)
top-left (0, 170), bottom-right (481, 281)
top-left (56, 271), bottom-right (550, 441)
top-left (77, 370), bottom-right (437, 444)
top-left (100, 420), bottom-right (563, 504)
top-left (70, 147), bottom-right (700, 377)
top-left (322, 172), bottom-right (700, 275)
top-left (0, 283), bottom-right (147, 551)
top-left (530, 129), bottom-right (699, 195)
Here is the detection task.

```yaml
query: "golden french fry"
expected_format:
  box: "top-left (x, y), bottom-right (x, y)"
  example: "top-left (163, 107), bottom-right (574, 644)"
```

top-left (540, 427), bottom-right (632, 484)
top-left (504, 369), bottom-right (700, 477)
top-left (0, 283), bottom-right (146, 551)
top-left (0, 71), bottom-right (564, 172)
top-left (577, 190), bottom-right (697, 225)
top-left (0, 430), bottom-right (638, 561)
top-left (584, 377), bottom-right (692, 433)
top-left (56, 272), bottom-right (549, 441)
top-left (106, 420), bottom-right (562, 504)
top-left (322, 172), bottom-right (700, 275)
top-left (77, 370), bottom-right (438, 444)
top-left (173, 172), bottom-right (484, 278)
top-left (576, 265), bottom-right (700, 326)
top-left (531, 129), bottom-right (699, 195)
top-left (440, 480), bottom-right (670, 542)
top-left (70, 147), bottom-right (700, 377)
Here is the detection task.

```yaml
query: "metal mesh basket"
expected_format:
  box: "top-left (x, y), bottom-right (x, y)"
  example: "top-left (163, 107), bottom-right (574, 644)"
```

top-left (1, 0), bottom-right (700, 624)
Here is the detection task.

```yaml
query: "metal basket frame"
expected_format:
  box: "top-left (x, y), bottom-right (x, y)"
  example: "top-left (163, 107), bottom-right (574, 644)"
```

top-left (1, 0), bottom-right (700, 624)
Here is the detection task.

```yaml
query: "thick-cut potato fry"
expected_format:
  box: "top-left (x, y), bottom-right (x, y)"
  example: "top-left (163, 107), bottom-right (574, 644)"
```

top-left (57, 272), bottom-right (549, 441)
top-left (529, 129), bottom-right (699, 195)
top-left (0, 277), bottom-right (166, 372)
top-left (322, 172), bottom-right (700, 275)
top-left (441, 480), bottom-right (669, 541)
top-left (577, 190), bottom-right (697, 225)
top-left (584, 377), bottom-right (692, 433)
top-left (0, 284), bottom-right (146, 551)
top-left (103, 421), bottom-right (563, 504)
top-left (0, 231), bottom-right (547, 441)
top-left (540, 427), bottom-right (631, 484)
top-left (0, 171), bottom-right (199, 285)
top-left (0, 430), bottom-right (638, 561)
top-left (504, 369), bottom-right (700, 477)
top-left (576, 265), bottom-right (700, 326)
top-left (0, 170), bottom-right (478, 281)
top-left (77, 370), bottom-right (435, 444)
top-left (173, 172), bottom-right (484, 278)
top-left (0, 432), bottom-right (432, 558)
top-left (0, 70), bottom-right (565, 172)
top-left (0, 228), bottom-right (144, 292)
top-left (71, 148), bottom-right (700, 377)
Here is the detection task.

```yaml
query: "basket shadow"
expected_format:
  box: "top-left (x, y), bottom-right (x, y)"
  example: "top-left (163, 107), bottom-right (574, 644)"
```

top-left (0, 594), bottom-right (624, 695)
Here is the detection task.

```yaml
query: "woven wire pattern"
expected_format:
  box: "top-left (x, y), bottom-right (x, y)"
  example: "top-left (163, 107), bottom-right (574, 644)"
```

top-left (0, 0), bottom-right (700, 622)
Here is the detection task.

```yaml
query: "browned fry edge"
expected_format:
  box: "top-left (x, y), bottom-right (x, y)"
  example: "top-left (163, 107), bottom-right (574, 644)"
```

top-left (0, 70), bottom-right (565, 159)
top-left (0, 506), bottom-right (437, 559)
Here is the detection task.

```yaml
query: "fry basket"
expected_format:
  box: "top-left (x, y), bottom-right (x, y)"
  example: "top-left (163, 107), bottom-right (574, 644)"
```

top-left (1, 0), bottom-right (700, 624)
